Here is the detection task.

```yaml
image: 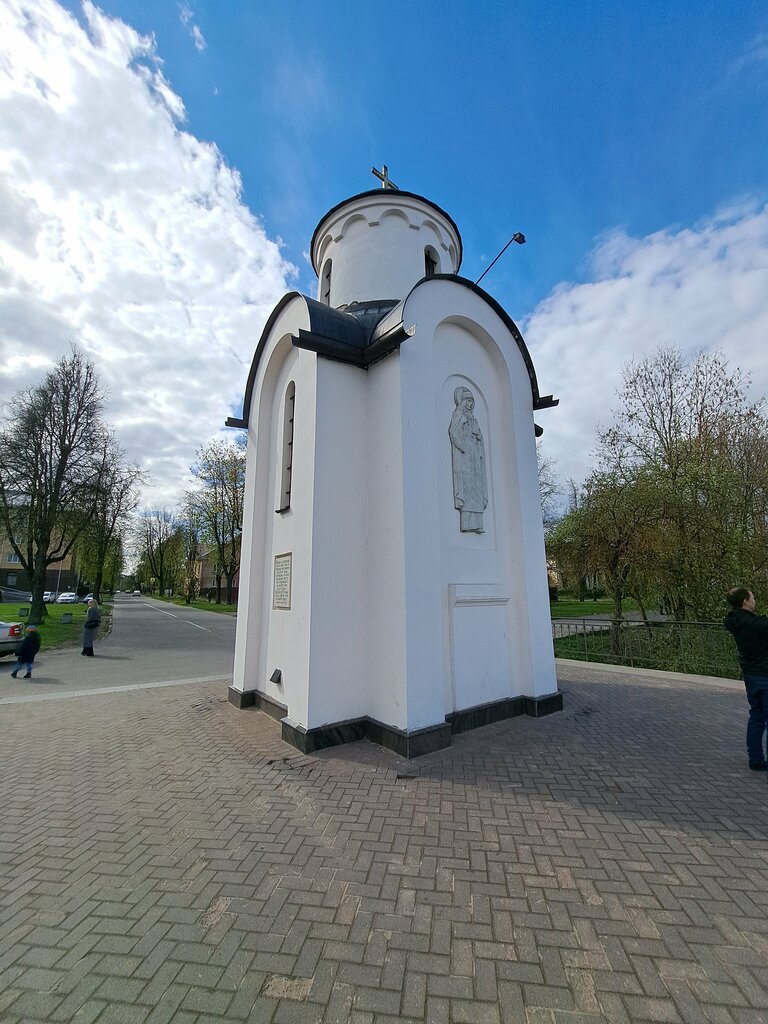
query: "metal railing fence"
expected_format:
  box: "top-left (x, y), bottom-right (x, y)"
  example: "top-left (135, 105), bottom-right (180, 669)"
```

top-left (552, 618), bottom-right (741, 679)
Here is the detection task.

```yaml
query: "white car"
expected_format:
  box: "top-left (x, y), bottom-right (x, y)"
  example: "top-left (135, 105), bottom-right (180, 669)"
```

top-left (43, 592), bottom-right (55, 603)
top-left (0, 621), bottom-right (23, 659)
top-left (56, 592), bottom-right (78, 604)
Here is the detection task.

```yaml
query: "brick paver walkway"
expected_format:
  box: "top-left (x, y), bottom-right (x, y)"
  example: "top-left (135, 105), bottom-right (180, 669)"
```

top-left (2, 664), bottom-right (767, 1023)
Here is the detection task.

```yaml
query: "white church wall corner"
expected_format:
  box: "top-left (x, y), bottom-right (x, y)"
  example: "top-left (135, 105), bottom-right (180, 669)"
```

top-left (228, 183), bottom-right (561, 758)
top-left (231, 325), bottom-right (317, 723)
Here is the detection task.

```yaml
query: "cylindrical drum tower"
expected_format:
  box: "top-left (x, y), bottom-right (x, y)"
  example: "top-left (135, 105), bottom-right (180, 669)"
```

top-left (310, 188), bottom-right (463, 308)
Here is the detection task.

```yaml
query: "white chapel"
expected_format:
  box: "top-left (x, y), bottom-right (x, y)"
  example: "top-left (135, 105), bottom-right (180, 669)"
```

top-left (226, 173), bottom-right (561, 757)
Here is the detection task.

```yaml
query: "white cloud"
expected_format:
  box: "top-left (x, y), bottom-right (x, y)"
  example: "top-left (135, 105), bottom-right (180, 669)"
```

top-left (178, 2), bottom-right (206, 52)
top-left (728, 32), bottom-right (768, 78)
top-left (0, 0), bottom-right (293, 507)
top-left (524, 199), bottom-right (768, 490)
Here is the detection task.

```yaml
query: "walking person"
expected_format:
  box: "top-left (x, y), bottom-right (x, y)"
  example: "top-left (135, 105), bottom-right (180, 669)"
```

top-left (11, 624), bottom-right (41, 679)
top-left (724, 587), bottom-right (768, 771)
top-left (82, 598), bottom-right (101, 657)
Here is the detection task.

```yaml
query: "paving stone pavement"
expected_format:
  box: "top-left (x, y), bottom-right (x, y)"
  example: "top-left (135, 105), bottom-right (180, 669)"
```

top-left (2, 663), bottom-right (768, 1024)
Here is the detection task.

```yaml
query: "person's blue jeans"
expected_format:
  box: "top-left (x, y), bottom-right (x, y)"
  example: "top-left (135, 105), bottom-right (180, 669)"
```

top-left (743, 675), bottom-right (768, 764)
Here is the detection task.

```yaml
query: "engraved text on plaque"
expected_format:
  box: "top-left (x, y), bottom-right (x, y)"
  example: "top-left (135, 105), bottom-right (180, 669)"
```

top-left (273, 553), bottom-right (292, 609)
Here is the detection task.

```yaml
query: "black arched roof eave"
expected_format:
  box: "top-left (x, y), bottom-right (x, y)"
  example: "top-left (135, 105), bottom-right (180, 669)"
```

top-left (403, 274), bottom-right (558, 411)
top-left (310, 189), bottom-right (463, 275)
top-left (225, 291), bottom-right (303, 429)
top-left (225, 275), bottom-right (558, 430)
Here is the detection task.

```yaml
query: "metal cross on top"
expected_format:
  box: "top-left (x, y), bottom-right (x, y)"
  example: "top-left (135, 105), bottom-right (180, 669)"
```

top-left (371, 164), bottom-right (399, 190)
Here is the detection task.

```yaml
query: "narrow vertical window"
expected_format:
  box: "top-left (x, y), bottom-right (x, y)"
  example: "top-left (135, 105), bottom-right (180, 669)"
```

top-left (276, 381), bottom-right (296, 513)
top-left (424, 246), bottom-right (439, 277)
top-left (321, 259), bottom-right (332, 305)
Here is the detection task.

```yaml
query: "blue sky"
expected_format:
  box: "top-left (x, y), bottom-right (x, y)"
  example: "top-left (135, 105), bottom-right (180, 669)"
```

top-left (61, 0), bottom-right (768, 312)
top-left (2, 1), bottom-right (767, 504)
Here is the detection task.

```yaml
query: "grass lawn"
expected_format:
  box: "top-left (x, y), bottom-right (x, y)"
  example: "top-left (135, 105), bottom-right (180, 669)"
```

top-left (1, 600), bottom-right (112, 652)
top-left (549, 598), bottom-right (637, 618)
top-left (153, 594), bottom-right (237, 615)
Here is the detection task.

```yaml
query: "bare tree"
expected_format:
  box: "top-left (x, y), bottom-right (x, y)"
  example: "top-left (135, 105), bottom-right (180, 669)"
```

top-left (136, 508), bottom-right (177, 596)
top-left (537, 440), bottom-right (560, 529)
top-left (75, 436), bottom-right (143, 601)
top-left (191, 438), bottom-right (245, 604)
top-left (0, 348), bottom-right (107, 623)
top-left (178, 497), bottom-right (204, 605)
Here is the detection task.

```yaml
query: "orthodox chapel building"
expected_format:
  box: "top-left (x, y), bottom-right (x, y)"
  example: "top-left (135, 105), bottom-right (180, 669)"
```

top-left (227, 173), bottom-right (560, 757)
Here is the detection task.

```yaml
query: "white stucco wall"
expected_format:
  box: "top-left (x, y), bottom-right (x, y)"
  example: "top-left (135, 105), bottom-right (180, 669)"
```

top-left (233, 267), bottom-right (556, 740)
top-left (364, 353), bottom-right (408, 729)
top-left (231, 298), bottom-right (317, 724)
top-left (399, 280), bottom-right (558, 713)
top-left (305, 358), bottom-right (369, 728)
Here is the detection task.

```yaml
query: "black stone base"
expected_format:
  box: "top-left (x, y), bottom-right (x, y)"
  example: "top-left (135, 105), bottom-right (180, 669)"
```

top-left (253, 690), bottom-right (288, 722)
top-left (280, 716), bottom-right (452, 758)
top-left (446, 690), bottom-right (563, 733)
top-left (446, 695), bottom-right (525, 734)
top-left (522, 691), bottom-right (564, 718)
top-left (227, 687), bottom-right (255, 709)
top-left (227, 687), bottom-right (287, 721)
top-left (281, 716), bottom-right (367, 754)
top-left (365, 719), bottom-right (452, 758)
top-left (232, 687), bottom-right (563, 759)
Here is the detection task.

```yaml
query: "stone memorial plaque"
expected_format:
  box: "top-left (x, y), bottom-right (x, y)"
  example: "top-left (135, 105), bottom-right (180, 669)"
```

top-left (273, 552), bottom-right (292, 609)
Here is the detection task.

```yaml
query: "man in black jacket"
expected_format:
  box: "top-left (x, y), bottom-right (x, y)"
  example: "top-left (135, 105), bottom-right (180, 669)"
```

top-left (724, 587), bottom-right (768, 771)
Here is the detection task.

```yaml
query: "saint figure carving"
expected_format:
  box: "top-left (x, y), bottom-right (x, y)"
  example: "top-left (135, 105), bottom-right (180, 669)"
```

top-left (449, 386), bottom-right (488, 533)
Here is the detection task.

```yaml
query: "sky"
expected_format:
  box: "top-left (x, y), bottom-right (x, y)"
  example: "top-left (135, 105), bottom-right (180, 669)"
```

top-left (1, 0), bottom-right (767, 508)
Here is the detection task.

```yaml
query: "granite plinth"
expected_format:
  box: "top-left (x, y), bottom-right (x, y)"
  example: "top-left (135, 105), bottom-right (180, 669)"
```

top-left (233, 688), bottom-right (563, 758)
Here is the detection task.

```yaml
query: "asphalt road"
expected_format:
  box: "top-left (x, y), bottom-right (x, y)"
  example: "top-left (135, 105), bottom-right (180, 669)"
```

top-left (0, 593), bottom-right (235, 703)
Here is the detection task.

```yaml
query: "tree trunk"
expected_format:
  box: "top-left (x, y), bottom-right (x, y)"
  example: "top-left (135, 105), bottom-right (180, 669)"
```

top-left (29, 567), bottom-right (49, 625)
top-left (93, 566), bottom-right (103, 603)
top-left (225, 573), bottom-right (234, 605)
top-left (215, 573), bottom-right (222, 604)
top-left (609, 568), bottom-right (624, 656)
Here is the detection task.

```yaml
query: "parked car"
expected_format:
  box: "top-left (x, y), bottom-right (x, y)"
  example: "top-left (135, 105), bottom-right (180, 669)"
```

top-left (132, 590), bottom-right (141, 596)
top-left (43, 592), bottom-right (55, 603)
top-left (0, 621), bottom-right (23, 659)
top-left (82, 593), bottom-right (94, 604)
top-left (56, 592), bottom-right (78, 604)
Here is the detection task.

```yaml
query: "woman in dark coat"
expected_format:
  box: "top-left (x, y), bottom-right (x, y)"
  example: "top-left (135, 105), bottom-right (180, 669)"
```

top-left (82, 599), bottom-right (101, 656)
top-left (11, 624), bottom-right (41, 679)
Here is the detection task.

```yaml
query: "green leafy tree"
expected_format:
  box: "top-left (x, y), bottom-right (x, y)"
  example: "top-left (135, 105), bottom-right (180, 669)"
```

top-left (597, 346), bottom-right (768, 619)
top-left (548, 469), bottom-right (659, 629)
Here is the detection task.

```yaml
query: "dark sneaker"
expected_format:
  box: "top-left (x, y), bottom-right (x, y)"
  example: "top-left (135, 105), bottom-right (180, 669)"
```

top-left (749, 761), bottom-right (767, 771)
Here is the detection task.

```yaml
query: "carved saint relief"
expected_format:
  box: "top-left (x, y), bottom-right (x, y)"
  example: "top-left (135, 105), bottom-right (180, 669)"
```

top-left (449, 386), bottom-right (488, 533)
